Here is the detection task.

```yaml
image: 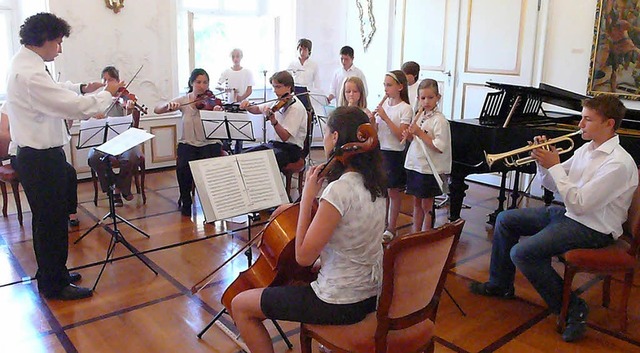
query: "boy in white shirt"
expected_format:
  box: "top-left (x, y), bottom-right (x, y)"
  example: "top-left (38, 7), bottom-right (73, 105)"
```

top-left (327, 46), bottom-right (368, 104)
top-left (470, 95), bottom-right (638, 343)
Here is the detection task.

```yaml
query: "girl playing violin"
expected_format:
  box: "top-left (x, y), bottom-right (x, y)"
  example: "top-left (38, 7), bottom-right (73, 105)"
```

top-left (240, 70), bottom-right (307, 170)
top-left (231, 106), bottom-right (387, 353)
top-left (154, 68), bottom-right (223, 216)
top-left (88, 66), bottom-right (141, 207)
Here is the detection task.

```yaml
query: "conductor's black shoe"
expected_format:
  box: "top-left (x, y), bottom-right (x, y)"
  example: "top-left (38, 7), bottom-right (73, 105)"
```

top-left (469, 281), bottom-right (515, 299)
top-left (562, 298), bottom-right (589, 342)
top-left (45, 284), bottom-right (93, 300)
top-left (68, 272), bottom-right (82, 283)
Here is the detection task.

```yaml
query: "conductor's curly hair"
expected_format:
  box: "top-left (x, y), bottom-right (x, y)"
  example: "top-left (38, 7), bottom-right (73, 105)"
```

top-left (19, 13), bottom-right (71, 47)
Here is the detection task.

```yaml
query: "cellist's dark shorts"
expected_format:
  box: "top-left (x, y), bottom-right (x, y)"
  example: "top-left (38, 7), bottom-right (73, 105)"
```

top-left (261, 285), bottom-right (377, 325)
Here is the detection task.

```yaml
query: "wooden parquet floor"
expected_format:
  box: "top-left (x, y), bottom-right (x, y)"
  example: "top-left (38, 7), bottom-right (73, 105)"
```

top-left (0, 151), bottom-right (638, 353)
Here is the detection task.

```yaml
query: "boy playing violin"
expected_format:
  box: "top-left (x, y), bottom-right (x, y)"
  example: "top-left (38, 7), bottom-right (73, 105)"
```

top-left (240, 70), bottom-right (307, 170)
top-left (87, 66), bottom-right (141, 207)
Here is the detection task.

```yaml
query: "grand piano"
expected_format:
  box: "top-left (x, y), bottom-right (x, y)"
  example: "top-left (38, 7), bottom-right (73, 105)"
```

top-left (448, 82), bottom-right (640, 222)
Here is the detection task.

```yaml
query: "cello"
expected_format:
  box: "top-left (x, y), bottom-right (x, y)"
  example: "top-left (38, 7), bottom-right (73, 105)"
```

top-left (218, 122), bottom-right (379, 316)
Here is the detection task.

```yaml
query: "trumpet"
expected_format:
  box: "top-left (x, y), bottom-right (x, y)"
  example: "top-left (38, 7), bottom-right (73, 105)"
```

top-left (484, 130), bottom-right (582, 168)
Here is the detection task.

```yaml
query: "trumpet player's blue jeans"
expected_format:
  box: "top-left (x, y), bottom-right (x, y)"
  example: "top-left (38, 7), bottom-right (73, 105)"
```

top-left (488, 206), bottom-right (613, 313)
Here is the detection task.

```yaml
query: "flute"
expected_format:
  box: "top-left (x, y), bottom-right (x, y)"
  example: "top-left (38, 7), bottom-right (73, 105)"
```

top-left (400, 106), bottom-right (425, 144)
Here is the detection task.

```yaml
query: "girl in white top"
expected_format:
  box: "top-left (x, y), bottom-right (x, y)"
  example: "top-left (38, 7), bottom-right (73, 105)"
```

top-left (231, 107), bottom-right (387, 353)
top-left (154, 68), bottom-right (223, 216)
top-left (337, 76), bottom-right (373, 118)
top-left (373, 70), bottom-right (413, 239)
top-left (402, 79), bottom-right (452, 232)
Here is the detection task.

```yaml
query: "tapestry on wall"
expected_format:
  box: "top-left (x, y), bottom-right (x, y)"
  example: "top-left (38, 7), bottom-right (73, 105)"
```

top-left (588, 0), bottom-right (640, 99)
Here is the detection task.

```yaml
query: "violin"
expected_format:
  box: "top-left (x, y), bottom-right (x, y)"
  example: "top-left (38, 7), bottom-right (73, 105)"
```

top-left (195, 90), bottom-right (223, 110)
top-left (116, 87), bottom-right (148, 116)
top-left (265, 94), bottom-right (295, 121)
top-left (177, 90), bottom-right (223, 110)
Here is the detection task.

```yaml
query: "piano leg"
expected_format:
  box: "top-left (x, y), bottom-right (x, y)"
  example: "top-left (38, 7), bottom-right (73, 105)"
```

top-left (488, 172), bottom-right (508, 225)
top-left (509, 170), bottom-right (521, 209)
top-left (448, 170), bottom-right (469, 221)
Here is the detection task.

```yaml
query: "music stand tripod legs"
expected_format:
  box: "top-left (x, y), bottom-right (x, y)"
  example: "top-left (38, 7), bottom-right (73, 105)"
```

top-left (75, 154), bottom-right (157, 290)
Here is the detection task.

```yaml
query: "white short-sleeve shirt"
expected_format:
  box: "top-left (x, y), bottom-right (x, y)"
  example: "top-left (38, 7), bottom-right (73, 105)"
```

top-left (218, 68), bottom-right (254, 103)
top-left (404, 110), bottom-right (452, 174)
top-left (311, 172), bottom-right (386, 304)
top-left (375, 100), bottom-right (413, 151)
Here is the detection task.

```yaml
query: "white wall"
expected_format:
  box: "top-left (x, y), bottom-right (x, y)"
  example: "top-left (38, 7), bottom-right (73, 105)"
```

top-left (48, 0), bottom-right (177, 109)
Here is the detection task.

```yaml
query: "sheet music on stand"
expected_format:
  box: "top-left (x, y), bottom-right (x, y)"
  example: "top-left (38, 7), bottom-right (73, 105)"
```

top-left (76, 115), bottom-right (134, 149)
top-left (200, 110), bottom-right (255, 142)
top-left (96, 128), bottom-right (155, 156)
top-left (189, 149), bottom-right (289, 223)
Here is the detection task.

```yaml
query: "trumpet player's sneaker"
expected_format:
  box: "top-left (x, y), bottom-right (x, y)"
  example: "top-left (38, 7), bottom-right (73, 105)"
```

top-left (469, 281), bottom-right (515, 299)
top-left (562, 298), bottom-right (589, 342)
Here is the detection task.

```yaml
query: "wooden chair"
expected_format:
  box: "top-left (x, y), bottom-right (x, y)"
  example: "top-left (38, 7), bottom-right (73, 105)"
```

top-left (300, 219), bottom-right (465, 353)
top-left (91, 110), bottom-right (146, 205)
top-left (0, 134), bottom-right (23, 226)
top-left (282, 110), bottom-right (313, 201)
top-left (558, 168), bottom-right (640, 332)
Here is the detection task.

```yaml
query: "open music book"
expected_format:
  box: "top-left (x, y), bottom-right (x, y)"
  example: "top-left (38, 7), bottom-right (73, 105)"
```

top-left (189, 149), bottom-right (290, 222)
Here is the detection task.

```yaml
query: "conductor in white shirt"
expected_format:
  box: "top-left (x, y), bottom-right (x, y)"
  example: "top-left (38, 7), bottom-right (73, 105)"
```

top-left (4, 13), bottom-right (122, 301)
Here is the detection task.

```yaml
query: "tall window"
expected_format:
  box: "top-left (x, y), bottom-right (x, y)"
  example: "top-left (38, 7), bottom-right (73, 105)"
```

top-left (177, 0), bottom-right (295, 96)
top-left (0, 0), bottom-right (46, 100)
top-left (0, 5), bottom-right (15, 99)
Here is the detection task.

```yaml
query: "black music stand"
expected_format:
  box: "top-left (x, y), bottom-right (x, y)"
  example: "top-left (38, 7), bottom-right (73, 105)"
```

top-left (75, 126), bottom-right (157, 290)
top-left (87, 154), bottom-right (157, 290)
top-left (200, 110), bottom-right (255, 149)
top-left (75, 115), bottom-right (133, 150)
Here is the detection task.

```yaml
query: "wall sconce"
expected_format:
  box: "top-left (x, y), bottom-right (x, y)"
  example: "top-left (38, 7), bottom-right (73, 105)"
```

top-left (105, 0), bottom-right (125, 14)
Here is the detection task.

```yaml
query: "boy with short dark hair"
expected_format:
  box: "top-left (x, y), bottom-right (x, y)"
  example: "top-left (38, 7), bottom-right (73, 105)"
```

top-left (470, 94), bottom-right (638, 342)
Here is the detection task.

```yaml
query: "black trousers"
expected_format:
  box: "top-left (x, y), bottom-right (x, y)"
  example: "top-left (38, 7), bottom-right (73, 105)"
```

top-left (11, 156), bottom-right (77, 215)
top-left (176, 142), bottom-right (222, 205)
top-left (16, 146), bottom-right (71, 295)
top-left (245, 141), bottom-right (302, 170)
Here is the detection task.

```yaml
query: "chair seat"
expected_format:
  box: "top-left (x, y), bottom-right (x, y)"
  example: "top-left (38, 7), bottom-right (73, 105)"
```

top-left (303, 313), bottom-right (435, 353)
top-left (283, 158), bottom-right (304, 173)
top-left (564, 247), bottom-right (636, 270)
top-left (0, 165), bottom-right (18, 182)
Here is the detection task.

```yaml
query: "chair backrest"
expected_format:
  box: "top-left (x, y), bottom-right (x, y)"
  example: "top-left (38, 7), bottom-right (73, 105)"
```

top-left (0, 114), bottom-right (11, 159)
top-left (622, 168), bottom-right (640, 258)
top-left (374, 219), bottom-right (465, 352)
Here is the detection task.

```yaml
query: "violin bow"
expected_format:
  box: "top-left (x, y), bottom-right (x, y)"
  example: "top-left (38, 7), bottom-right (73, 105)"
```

top-left (190, 226), bottom-right (267, 295)
top-left (103, 64), bottom-right (144, 116)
